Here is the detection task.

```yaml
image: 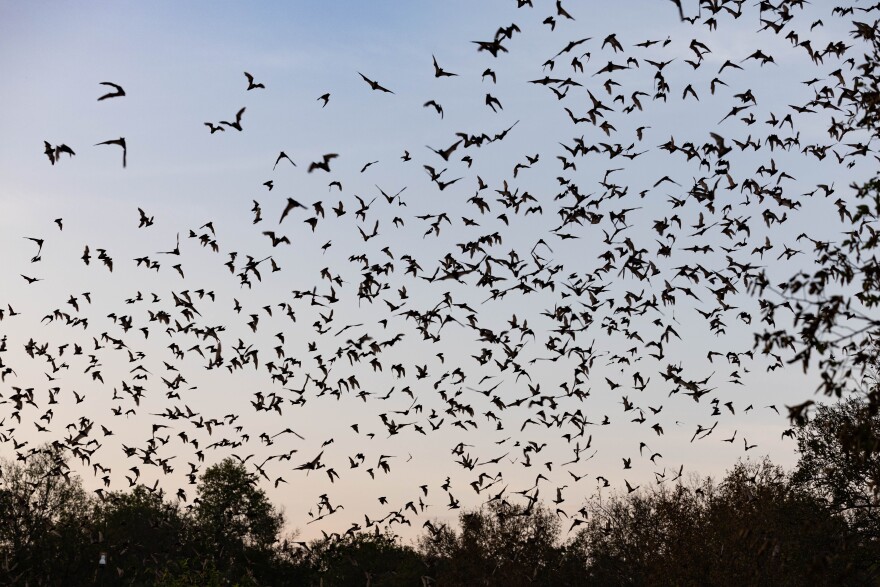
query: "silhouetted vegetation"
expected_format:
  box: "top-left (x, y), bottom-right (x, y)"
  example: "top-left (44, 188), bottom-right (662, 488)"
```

top-left (792, 397), bottom-right (880, 541)
top-left (2, 398), bottom-right (880, 585)
top-left (768, 8), bottom-right (880, 423)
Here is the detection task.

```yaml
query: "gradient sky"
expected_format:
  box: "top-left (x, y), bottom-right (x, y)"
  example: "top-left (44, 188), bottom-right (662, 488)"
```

top-left (0, 1), bottom-right (875, 542)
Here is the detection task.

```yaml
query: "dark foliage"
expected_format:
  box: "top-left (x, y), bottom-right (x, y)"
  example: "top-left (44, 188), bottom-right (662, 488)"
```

top-left (3, 409), bottom-right (880, 586)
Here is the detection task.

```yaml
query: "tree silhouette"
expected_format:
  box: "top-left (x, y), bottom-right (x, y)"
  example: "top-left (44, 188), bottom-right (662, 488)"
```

top-left (792, 397), bottom-right (880, 539)
top-left (419, 500), bottom-right (564, 586)
top-left (574, 459), bottom-right (870, 585)
top-left (0, 447), bottom-right (94, 585)
top-left (761, 13), bottom-right (880, 423)
top-left (192, 458), bottom-right (285, 584)
top-left (300, 530), bottom-right (424, 586)
top-left (94, 485), bottom-right (188, 584)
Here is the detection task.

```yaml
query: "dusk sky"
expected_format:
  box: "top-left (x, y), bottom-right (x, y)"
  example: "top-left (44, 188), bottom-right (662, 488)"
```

top-left (0, 1), bottom-right (874, 541)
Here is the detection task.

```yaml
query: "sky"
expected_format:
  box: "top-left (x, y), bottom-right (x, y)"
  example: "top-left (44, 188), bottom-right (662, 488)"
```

top-left (0, 0), bottom-right (876, 542)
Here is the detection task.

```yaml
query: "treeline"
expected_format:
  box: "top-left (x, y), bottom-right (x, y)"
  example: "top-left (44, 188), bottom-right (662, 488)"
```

top-left (2, 398), bottom-right (879, 586)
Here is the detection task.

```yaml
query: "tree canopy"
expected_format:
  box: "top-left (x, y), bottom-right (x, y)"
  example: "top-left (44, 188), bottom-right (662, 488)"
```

top-left (1, 428), bottom-right (880, 585)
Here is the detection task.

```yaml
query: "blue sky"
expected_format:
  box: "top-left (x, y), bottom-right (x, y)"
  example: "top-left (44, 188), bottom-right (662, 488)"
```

top-left (0, 1), bottom-right (874, 540)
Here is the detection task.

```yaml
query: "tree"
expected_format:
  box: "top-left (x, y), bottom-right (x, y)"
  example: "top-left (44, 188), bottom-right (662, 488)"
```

top-left (419, 500), bottom-right (564, 586)
top-left (300, 530), bottom-right (425, 586)
top-left (757, 8), bottom-right (880, 423)
top-left (192, 458), bottom-right (284, 584)
top-left (0, 446), bottom-right (95, 585)
top-left (574, 460), bottom-right (869, 586)
top-left (792, 397), bottom-right (880, 539)
top-left (706, 459), bottom-right (860, 585)
top-left (573, 476), bottom-right (712, 585)
top-left (93, 485), bottom-right (189, 585)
